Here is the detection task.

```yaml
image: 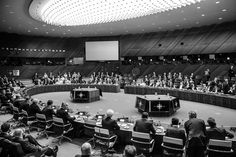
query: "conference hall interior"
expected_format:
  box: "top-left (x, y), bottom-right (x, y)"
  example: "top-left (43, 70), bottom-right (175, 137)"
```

top-left (0, 0), bottom-right (236, 157)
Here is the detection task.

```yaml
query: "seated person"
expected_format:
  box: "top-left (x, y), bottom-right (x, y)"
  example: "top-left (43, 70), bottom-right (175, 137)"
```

top-left (102, 109), bottom-right (120, 134)
top-left (28, 98), bottom-right (42, 117)
top-left (42, 100), bottom-right (56, 120)
top-left (18, 96), bottom-right (30, 112)
top-left (56, 102), bottom-right (75, 124)
top-left (133, 112), bottom-right (156, 134)
top-left (0, 123), bottom-right (44, 147)
top-left (75, 142), bottom-right (93, 157)
top-left (165, 117), bottom-right (186, 146)
top-left (206, 117), bottom-right (234, 141)
top-left (123, 145), bottom-right (137, 157)
top-left (12, 128), bottom-right (58, 156)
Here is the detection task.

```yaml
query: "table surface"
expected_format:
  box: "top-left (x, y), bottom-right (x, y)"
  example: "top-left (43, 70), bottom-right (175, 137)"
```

top-left (137, 95), bottom-right (176, 101)
top-left (72, 88), bottom-right (99, 91)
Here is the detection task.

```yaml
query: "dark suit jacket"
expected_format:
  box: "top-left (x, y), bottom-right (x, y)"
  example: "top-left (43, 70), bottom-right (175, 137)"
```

top-left (102, 117), bottom-right (120, 133)
top-left (18, 100), bottom-right (30, 113)
top-left (13, 137), bottom-right (39, 154)
top-left (56, 108), bottom-right (75, 124)
top-left (133, 118), bottom-right (156, 134)
top-left (165, 125), bottom-right (186, 146)
top-left (42, 107), bottom-right (55, 120)
top-left (28, 103), bottom-right (42, 117)
top-left (184, 118), bottom-right (206, 147)
top-left (206, 127), bottom-right (234, 141)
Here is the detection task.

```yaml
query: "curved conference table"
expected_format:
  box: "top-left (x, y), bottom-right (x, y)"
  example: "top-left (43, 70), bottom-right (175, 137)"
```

top-left (23, 84), bottom-right (120, 96)
top-left (124, 85), bottom-right (236, 110)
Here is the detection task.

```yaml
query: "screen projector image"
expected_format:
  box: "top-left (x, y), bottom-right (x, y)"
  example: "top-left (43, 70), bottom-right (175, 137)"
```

top-left (85, 41), bottom-right (119, 61)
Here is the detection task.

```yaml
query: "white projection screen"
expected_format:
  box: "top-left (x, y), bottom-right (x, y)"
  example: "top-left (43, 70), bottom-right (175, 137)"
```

top-left (85, 41), bottom-right (119, 61)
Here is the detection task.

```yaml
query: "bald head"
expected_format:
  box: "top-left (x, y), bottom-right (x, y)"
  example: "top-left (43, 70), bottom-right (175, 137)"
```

top-left (106, 109), bottom-right (114, 118)
top-left (81, 142), bottom-right (92, 156)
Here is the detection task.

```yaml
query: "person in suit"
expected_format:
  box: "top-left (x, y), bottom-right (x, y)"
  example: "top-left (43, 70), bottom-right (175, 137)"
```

top-left (206, 117), bottom-right (234, 141)
top-left (28, 98), bottom-right (42, 117)
top-left (56, 102), bottom-right (75, 124)
top-left (166, 117), bottom-right (186, 145)
top-left (42, 100), bottom-right (56, 120)
top-left (0, 123), bottom-right (45, 148)
top-left (12, 128), bottom-right (58, 156)
top-left (184, 111), bottom-right (207, 157)
top-left (18, 96), bottom-right (30, 112)
top-left (102, 109), bottom-right (120, 134)
top-left (133, 112), bottom-right (156, 134)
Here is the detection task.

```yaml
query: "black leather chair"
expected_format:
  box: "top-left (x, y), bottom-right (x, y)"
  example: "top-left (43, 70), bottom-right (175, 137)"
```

top-left (131, 131), bottom-right (155, 156)
top-left (162, 136), bottom-right (185, 157)
top-left (93, 127), bottom-right (117, 154)
top-left (52, 117), bottom-right (74, 145)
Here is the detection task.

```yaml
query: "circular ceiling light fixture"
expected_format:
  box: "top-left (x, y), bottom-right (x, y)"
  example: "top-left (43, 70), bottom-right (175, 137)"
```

top-left (29, 0), bottom-right (202, 26)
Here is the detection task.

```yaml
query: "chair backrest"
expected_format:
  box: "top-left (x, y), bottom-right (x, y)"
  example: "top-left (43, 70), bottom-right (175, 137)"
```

top-left (13, 106), bottom-right (19, 114)
top-left (36, 113), bottom-right (46, 121)
top-left (94, 127), bottom-right (110, 138)
top-left (84, 120), bottom-right (96, 137)
top-left (208, 139), bottom-right (232, 152)
top-left (131, 131), bottom-right (154, 153)
top-left (53, 117), bottom-right (64, 124)
top-left (0, 138), bottom-right (25, 157)
top-left (162, 136), bottom-right (184, 149)
top-left (132, 131), bottom-right (151, 142)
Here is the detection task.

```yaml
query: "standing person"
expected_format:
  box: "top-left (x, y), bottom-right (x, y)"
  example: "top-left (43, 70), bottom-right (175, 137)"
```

top-left (133, 112), bottom-right (156, 135)
top-left (184, 111), bottom-right (207, 157)
top-left (228, 65), bottom-right (235, 81)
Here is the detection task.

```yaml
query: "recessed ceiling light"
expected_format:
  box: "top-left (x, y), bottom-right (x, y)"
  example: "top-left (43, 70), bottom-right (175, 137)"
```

top-left (218, 17), bottom-right (223, 20)
top-left (222, 9), bottom-right (227, 12)
top-left (29, 0), bottom-right (203, 26)
top-left (216, 1), bottom-right (220, 4)
top-left (201, 14), bottom-right (205, 17)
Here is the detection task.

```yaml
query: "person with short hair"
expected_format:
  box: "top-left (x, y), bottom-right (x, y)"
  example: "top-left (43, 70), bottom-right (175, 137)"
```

top-left (56, 102), bottom-right (75, 124)
top-left (206, 117), bottom-right (234, 141)
top-left (102, 109), bottom-right (120, 134)
top-left (123, 145), bottom-right (136, 157)
top-left (28, 98), bottom-right (42, 117)
top-left (42, 100), bottom-right (56, 120)
top-left (184, 111), bottom-right (206, 157)
top-left (0, 122), bottom-right (13, 140)
top-left (133, 112), bottom-right (156, 134)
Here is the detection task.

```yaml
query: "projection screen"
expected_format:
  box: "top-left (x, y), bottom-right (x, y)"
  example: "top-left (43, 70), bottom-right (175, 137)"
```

top-left (85, 41), bottom-right (119, 61)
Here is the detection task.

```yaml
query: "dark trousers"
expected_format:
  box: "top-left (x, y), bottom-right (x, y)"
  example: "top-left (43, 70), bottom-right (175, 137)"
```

top-left (186, 146), bottom-right (205, 157)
